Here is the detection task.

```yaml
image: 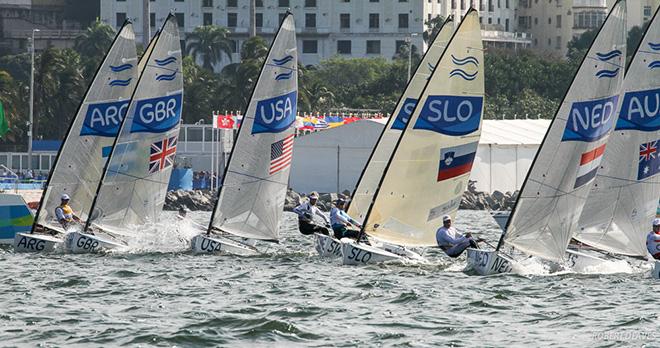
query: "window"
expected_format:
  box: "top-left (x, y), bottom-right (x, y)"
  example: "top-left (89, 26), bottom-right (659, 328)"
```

top-left (505, 18), bottom-right (509, 31)
top-left (226, 0), bottom-right (237, 7)
top-left (488, 17), bottom-right (492, 24)
top-left (117, 0), bottom-right (125, 2)
top-left (203, 13), bottom-right (212, 26)
top-left (534, 17), bottom-right (538, 25)
top-left (279, 13), bottom-right (286, 24)
top-left (574, 11), bottom-right (605, 29)
top-left (227, 13), bottom-right (237, 27)
top-left (175, 12), bottom-right (184, 27)
top-left (337, 40), bottom-right (351, 54)
top-left (302, 40), bottom-right (318, 53)
top-left (150, 12), bottom-right (155, 27)
top-left (548, 17), bottom-right (551, 24)
top-left (399, 0), bottom-right (408, 2)
top-left (547, 38), bottom-right (551, 46)
top-left (398, 13), bottom-right (409, 28)
top-left (305, 0), bottom-right (316, 7)
top-left (305, 13), bottom-right (316, 28)
top-left (556, 15), bottom-right (561, 28)
top-left (644, 6), bottom-right (652, 17)
top-left (395, 40), bottom-right (406, 53)
top-left (203, 0), bottom-right (213, 7)
top-left (279, 0), bottom-right (289, 7)
top-left (451, 0), bottom-right (456, 9)
top-left (256, 0), bottom-right (263, 6)
top-left (366, 40), bottom-right (380, 54)
top-left (255, 13), bottom-right (263, 27)
top-left (506, 0), bottom-right (509, 8)
top-left (461, 0), bottom-right (465, 10)
top-left (340, 13), bottom-right (350, 28)
top-left (369, 13), bottom-right (379, 29)
top-left (174, 0), bottom-right (183, 2)
top-left (229, 40), bottom-right (238, 53)
top-left (555, 36), bottom-right (561, 50)
top-left (116, 12), bottom-right (126, 27)
top-left (370, 0), bottom-right (379, 2)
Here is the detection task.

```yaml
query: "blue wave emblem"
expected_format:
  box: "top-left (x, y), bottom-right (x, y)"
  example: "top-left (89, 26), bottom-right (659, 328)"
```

top-left (109, 78), bottom-right (132, 86)
top-left (156, 70), bottom-right (177, 81)
top-left (595, 50), bottom-right (622, 61)
top-left (648, 61), bottom-right (660, 70)
top-left (275, 71), bottom-right (293, 81)
top-left (155, 56), bottom-right (177, 66)
top-left (595, 68), bottom-right (620, 78)
top-left (649, 42), bottom-right (660, 51)
top-left (272, 55), bottom-right (294, 66)
top-left (449, 69), bottom-right (478, 81)
top-left (451, 55), bottom-right (479, 67)
top-left (110, 63), bottom-right (133, 72)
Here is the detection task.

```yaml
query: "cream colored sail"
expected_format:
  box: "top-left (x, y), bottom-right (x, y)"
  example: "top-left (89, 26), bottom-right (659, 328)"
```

top-left (361, 10), bottom-right (484, 247)
top-left (347, 18), bottom-right (454, 224)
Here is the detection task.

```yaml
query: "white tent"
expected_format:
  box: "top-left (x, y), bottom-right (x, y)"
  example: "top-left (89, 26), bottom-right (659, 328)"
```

top-left (289, 119), bottom-right (549, 194)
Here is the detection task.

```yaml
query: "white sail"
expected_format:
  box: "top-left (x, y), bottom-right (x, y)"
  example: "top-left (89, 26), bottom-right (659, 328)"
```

top-left (208, 13), bottom-right (297, 241)
top-left (502, 1), bottom-right (627, 262)
top-left (33, 22), bottom-right (138, 231)
top-left (86, 15), bottom-right (183, 230)
top-left (347, 18), bottom-right (454, 224)
top-left (574, 6), bottom-right (660, 257)
top-left (360, 10), bottom-right (484, 247)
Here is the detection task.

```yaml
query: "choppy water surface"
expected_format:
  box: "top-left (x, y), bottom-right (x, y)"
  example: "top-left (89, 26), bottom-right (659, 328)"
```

top-left (1, 211), bottom-right (658, 347)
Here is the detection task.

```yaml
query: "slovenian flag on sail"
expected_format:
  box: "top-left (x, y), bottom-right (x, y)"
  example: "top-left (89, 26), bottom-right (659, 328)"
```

top-left (437, 142), bottom-right (478, 181)
top-left (574, 144), bottom-right (606, 188)
top-left (638, 140), bottom-right (660, 180)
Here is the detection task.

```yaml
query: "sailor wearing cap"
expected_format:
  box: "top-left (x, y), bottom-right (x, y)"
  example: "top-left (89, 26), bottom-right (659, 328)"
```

top-left (435, 215), bottom-right (480, 258)
top-left (293, 191), bottom-right (331, 235)
top-left (55, 193), bottom-right (80, 229)
top-left (329, 198), bottom-right (362, 240)
top-left (647, 218), bottom-right (660, 260)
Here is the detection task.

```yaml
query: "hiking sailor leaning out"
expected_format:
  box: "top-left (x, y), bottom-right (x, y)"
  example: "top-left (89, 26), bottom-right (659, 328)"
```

top-left (436, 215), bottom-right (481, 258)
top-left (55, 193), bottom-right (80, 230)
top-left (647, 218), bottom-right (660, 260)
top-left (330, 198), bottom-right (362, 240)
top-left (293, 191), bottom-right (330, 236)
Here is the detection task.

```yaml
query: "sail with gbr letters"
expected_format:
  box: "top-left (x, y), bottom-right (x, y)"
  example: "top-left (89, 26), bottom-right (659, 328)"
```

top-left (574, 6), bottom-right (660, 257)
top-left (85, 15), bottom-right (183, 231)
top-left (206, 13), bottom-right (297, 241)
top-left (347, 17), bottom-right (454, 224)
top-left (498, 0), bottom-right (627, 262)
top-left (32, 21), bottom-right (138, 233)
top-left (359, 10), bottom-right (484, 247)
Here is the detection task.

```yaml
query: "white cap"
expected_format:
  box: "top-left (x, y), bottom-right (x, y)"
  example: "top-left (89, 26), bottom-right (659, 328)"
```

top-left (653, 218), bottom-right (660, 226)
top-left (442, 215), bottom-right (452, 222)
top-left (61, 193), bottom-right (70, 200)
top-left (309, 192), bottom-right (319, 199)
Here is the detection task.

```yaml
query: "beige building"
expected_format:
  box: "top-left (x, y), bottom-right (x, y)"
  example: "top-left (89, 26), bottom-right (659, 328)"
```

top-left (609, 0), bottom-right (659, 30)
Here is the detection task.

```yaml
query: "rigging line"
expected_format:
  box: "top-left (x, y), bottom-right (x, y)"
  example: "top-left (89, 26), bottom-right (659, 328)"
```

top-left (146, 65), bottom-right (179, 73)
top-left (264, 64), bottom-right (297, 72)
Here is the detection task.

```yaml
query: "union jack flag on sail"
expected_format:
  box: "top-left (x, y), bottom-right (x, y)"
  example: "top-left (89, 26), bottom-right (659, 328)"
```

top-left (149, 135), bottom-right (177, 174)
top-left (638, 140), bottom-right (660, 180)
top-left (270, 134), bottom-right (294, 175)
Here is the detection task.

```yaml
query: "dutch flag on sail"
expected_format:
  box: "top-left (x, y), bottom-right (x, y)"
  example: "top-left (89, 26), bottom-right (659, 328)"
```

top-left (437, 142), bottom-right (478, 181)
top-left (574, 144), bottom-right (606, 188)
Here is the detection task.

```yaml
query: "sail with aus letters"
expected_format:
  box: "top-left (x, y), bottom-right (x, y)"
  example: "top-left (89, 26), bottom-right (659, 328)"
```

top-left (359, 9), bottom-right (484, 247)
top-left (497, 0), bottom-right (627, 262)
top-left (32, 21), bottom-right (138, 233)
top-left (85, 15), bottom-right (183, 231)
top-left (346, 17), bottom-right (454, 224)
top-left (574, 6), bottom-right (660, 257)
top-left (206, 13), bottom-right (297, 241)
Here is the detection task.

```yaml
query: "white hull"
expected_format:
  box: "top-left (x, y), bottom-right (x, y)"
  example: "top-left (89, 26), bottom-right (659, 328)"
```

top-left (653, 261), bottom-right (659, 280)
top-left (466, 248), bottom-right (514, 275)
top-left (490, 211), bottom-right (510, 231)
top-left (190, 234), bottom-right (259, 256)
top-left (13, 233), bottom-right (62, 252)
top-left (340, 240), bottom-right (403, 265)
top-left (565, 249), bottom-right (612, 272)
top-left (64, 231), bottom-right (125, 254)
top-left (314, 233), bottom-right (342, 258)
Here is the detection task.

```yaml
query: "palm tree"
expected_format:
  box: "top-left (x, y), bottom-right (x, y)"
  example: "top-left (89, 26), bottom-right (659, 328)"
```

top-left (240, 36), bottom-right (268, 61)
top-left (74, 19), bottom-right (115, 80)
top-left (185, 25), bottom-right (233, 71)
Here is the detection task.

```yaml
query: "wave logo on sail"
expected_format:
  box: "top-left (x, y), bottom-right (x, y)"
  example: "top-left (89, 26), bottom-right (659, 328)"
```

top-left (110, 63), bottom-right (133, 72)
top-left (80, 100), bottom-right (129, 137)
top-left (595, 68), bottom-right (619, 79)
top-left (648, 61), bottom-right (660, 70)
top-left (449, 55), bottom-right (479, 81)
top-left (275, 71), bottom-right (293, 81)
top-left (595, 49), bottom-right (622, 61)
top-left (109, 78), bottom-right (132, 87)
top-left (155, 56), bottom-right (177, 66)
top-left (272, 55), bottom-right (294, 66)
top-left (413, 95), bottom-right (483, 135)
top-left (392, 98), bottom-right (417, 130)
top-left (156, 70), bottom-right (178, 82)
top-left (130, 93), bottom-right (183, 133)
top-left (648, 42), bottom-right (660, 51)
top-left (252, 91), bottom-right (297, 134)
top-left (561, 95), bottom-right (618, 142)
top-left (616, 88), bottom-right (660, 131)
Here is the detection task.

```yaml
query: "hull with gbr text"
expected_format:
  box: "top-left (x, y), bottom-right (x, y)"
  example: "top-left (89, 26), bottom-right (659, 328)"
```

top-left (64, 232), bottom-right (125, 253)
top-left (13, 233), bottom-right (62, 252)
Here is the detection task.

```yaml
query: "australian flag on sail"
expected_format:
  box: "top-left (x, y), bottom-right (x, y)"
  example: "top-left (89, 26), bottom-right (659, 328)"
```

top-left (149, 135), bottom-right (177, 174)
top-left (574, 144), bottom-right (606, 188)
top-left (437, 142), bottom-right (478, 181)
top-left (638, 140), bottom-right (660, 180)
top-left (270, 134), bottom-right (294, 175)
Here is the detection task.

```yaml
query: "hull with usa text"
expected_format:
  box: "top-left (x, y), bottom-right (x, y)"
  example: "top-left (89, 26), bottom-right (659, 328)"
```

top-left (190, 234), bottom-right (259, 256)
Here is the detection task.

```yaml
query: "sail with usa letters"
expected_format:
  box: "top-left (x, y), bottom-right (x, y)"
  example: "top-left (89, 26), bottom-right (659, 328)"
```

top-left (574, 5), bottom-right (660, 258)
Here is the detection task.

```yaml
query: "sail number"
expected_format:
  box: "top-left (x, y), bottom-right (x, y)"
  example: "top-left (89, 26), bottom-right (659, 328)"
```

top-left (15, 236), bottom-right (46, 251)
top-left (198, 237), bottom-right (221, 252)
top-left (616, 88), bottom-right (660, 132)
top-left (130, 93), bottom-right (183, 133)
top-left (561, 95), bottom-right (618, 142)
top-left (413, 95), bottom-right (483, 135)
top-left (80, 100), bottom-right (129, 137)
top-left (73, 235), bottom-right (100, 251)
top-left (347, 246), bottom-right (372, 263)
top-left (251, 91), bottom-right (297, 134)
top-left (392, 98), bottom-right (417, 130)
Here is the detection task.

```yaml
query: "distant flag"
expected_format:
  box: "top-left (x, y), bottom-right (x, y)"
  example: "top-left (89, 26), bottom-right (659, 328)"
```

top-left (213, 114), bottom-right (235, 129)
top-left (270, 134), bottom-right (294, 175)
top-left (0, 101), bottom-right (8, 138)
top-left (437, 142), bottom-right (478, 181)
top-left (574, 144), bottom-right (606, 188)
top-left (638, 140), bottom-right (660, 180)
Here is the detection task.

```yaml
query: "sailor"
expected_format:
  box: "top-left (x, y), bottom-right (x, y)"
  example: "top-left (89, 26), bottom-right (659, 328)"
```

top-left (647, 218), bottom-right (660, 260)
top-left (330, 198), bottom-right (362, 240)
top-left (55, 194), bottom-right (80, 229)
top-left (293, 192), bottom-right (330, 235)
top-left (436, 215), bottom-right (481, 258)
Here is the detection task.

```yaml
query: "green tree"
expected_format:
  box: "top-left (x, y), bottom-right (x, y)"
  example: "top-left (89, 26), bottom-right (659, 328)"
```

top-left (185, 25), bottom-right (233, 71)
top-left (74, 19), bottom-right (115, 80)
top-left (240, 36), bottom-right (269, 61)
top-left (423, 15), bottom-right (447, 44)
top-left (627, 21), bottom-right (651, 59)
top-left (566, 28), bottom-right (598, 63)
top-left (182, 56), bottom-right (220, 124)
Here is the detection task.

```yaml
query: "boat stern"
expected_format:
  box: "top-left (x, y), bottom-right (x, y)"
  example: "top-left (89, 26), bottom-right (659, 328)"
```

top-left (340, 239), bottom-right (401, 266)
top-left (64, 232), bottom-right (125, 253)
top-left (13, 232), bottom-right (61, 252)
top-left (466, 248), bottom-right (513, 275)
top-left (314, 233), bottom-right (342, 258)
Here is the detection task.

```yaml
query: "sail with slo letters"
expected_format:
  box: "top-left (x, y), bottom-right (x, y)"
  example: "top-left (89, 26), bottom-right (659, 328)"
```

top-left (574, 6), bottom-right (660, 257)
top-left (32, 21), bottom-right (138, 233)
top-left (85, 15), bottom-right (183, 231)
top-left (347, 17), bottom-right (454, 224)
top-left (500, 0), bottom-right (627, 262)
top-left (207, 13), bottom-right (297, 241)
top-left (360, 10), bottom-right (484, 247)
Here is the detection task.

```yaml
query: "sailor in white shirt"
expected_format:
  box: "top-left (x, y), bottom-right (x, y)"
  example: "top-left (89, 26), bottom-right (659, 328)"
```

top-left (435, 215), bottom-right (481, 257)
top-left (647, 218), bottom-right (660, 260)
top-left (293, 192), bottom-right (330, 236)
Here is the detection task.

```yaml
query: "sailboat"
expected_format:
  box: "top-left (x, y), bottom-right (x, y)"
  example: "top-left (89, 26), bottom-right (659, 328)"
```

top-left (63, 14), bottom-right (183, 253)
top-left (190, 12), bottom-right (297, 254)
top-left (313, 17), bottom-right (455, 258)
top-left (341, 9), bottom-right (484, 265)
top-left (14, 21), bottom-right (139, 252)
top-left (467, 0), bottom-right (627, 275)
top-left (570, 6), bottom-right (660, 274)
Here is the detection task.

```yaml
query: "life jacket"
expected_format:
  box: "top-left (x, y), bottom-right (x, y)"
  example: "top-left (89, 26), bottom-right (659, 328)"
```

top-left (57, 203), bottom-right (74, 222)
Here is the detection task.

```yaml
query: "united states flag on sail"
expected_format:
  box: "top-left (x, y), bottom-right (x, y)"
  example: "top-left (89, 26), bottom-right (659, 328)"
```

top-left (638, 140), bottom-right (660, 180)
top-left (149, 135), bottom-right (177, 174)
top-left (574, 143), bottom-right (606, 188)
top-left (270, 134), bottom-right (294, 175)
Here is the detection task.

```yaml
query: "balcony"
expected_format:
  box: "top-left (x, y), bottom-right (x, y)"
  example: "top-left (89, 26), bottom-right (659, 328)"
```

top-left (481, 30), bottom-right (532, 45)
top-left (572, 0), bottom-right (607, 8)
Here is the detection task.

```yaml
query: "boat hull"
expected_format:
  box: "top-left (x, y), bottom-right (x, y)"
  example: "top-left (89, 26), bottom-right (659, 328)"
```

top-left (64, 232), bottom-right (125, 253)
top-left (565, 249), bottom-right (611, 272)
top-left (314, 233), bottom-right (342, 258)
top-left (490, 211), bottom-right (510, 231)
top-left (13, 232), bottom-right (61, 252)
top-left (190, 234), bottom-right (259, 256)
top-left (653, 261), bottom-right (659, 280)
top-left (466, 248), bottom-right (514, 275)
top-left (340, 240), bottom-right (402, 265)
